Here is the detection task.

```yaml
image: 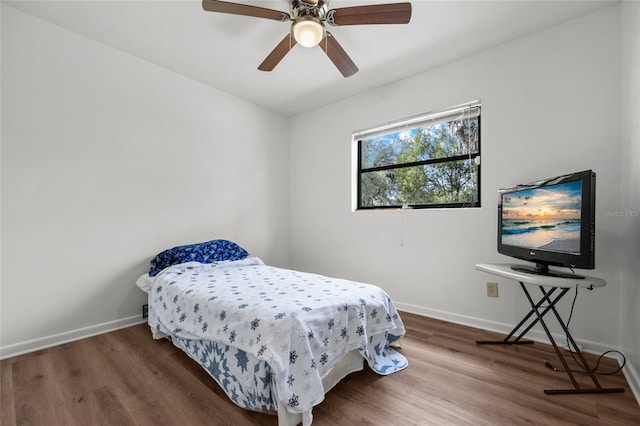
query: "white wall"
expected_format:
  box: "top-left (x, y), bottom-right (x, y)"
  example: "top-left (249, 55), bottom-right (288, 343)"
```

top-left (0, 6), bottom-right (289, 356)
top-left (289, 6), bottom-right (623, 350)
top-left (620, 1), bottom-right (640, 400)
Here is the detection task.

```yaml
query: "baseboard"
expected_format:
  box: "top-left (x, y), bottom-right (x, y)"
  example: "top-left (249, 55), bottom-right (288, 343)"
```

top-left (396, 302), bottom-right (518, 339)
top-left (621, 356), bottom-right (640, 404)
top-left (396, 301), bottom-right (566, 347)
top-left (395, 301), bottom-right (640, 406)
top-left (396, 302), bottom-right (619, 355)
top-left (0, 315), bottom-right (147, 360)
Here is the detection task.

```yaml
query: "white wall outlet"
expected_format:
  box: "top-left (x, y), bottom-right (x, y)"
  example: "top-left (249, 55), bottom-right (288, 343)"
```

top-left (487, 282), bottom-right (499, 297)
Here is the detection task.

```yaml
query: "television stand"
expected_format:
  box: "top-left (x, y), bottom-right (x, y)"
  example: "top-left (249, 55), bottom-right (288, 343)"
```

top-left (474, 263), bottom-right (624, 395)
top-left (510, 262), bottom-right (585, 279)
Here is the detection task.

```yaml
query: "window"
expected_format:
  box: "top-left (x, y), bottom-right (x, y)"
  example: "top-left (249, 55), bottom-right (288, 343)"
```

top-left (353, 101), bottom-right (481, 210)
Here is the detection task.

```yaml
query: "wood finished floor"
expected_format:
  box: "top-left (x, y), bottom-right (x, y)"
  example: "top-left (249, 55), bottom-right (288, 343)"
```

top-left (2, 312), bottom-right (639, 425)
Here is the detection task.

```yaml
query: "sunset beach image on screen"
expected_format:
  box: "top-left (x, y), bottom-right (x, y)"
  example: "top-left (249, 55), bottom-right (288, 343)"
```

top-left (501, 181), bottom-right (582, 254)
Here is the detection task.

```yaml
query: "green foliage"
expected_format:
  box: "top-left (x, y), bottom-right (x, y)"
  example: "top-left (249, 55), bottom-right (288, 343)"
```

top-left (360, 117), bottom-right (479, 208)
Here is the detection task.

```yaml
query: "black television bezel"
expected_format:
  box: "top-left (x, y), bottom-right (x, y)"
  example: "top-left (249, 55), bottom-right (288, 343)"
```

top-left (497, 170), bottom-right (596, 278)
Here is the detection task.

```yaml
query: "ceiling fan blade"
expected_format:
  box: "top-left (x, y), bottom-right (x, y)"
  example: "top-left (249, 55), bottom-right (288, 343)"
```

top-left (320, 33), bottom-right (359, 78)
top-left (258, 35), bottom-right (297, 72)
top-left (327, 2), bottom-right (412, 26)
top-left (202, 0), bottom-right (290, 22)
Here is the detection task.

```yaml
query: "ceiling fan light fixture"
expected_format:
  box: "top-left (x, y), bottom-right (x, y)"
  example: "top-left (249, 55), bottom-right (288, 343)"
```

top-left (292, 17), bottom-right (325, 48)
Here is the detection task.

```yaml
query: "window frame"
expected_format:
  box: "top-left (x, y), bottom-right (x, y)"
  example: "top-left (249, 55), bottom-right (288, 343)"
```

top-left (354, 101), bottom-right (481, 211)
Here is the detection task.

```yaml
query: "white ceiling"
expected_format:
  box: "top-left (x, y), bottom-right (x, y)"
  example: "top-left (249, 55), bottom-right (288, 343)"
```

top-left (4, 0), bottom-right (617, 116)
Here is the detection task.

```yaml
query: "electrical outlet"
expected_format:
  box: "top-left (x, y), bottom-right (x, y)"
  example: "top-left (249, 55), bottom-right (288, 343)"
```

top-left (486, 282), bottom-right (499, 297)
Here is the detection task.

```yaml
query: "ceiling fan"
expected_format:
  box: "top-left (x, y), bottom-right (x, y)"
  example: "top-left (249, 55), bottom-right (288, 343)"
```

top-left (202, 0), bottom-right (412, 77)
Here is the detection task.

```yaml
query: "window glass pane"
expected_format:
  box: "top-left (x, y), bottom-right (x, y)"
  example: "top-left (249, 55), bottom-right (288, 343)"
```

top-left (356, 101), bottom-right (481, 210)
top-left (360, 159), bottom-right (478, 208)
top-left (361, 117), bottom-right (479, 169)
top-left (360, 169), bottom-right (400, 207)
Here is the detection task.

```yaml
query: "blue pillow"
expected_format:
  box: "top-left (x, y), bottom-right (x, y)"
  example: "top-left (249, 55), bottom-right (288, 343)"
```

top-left (149, 239), bottom-right (249, 276)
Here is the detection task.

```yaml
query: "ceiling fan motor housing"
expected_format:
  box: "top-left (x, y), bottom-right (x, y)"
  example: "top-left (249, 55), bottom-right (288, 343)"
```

top-left (290, 0), bottom-right (328, 48)
top-left (290, 0), bottom-right (329, 20)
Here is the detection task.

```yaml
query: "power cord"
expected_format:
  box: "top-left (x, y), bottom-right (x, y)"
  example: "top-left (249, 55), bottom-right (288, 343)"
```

top-left (544, 350), bottom-right (626, 375)
top-left (544, 285), bottom-right (627, 375)
top-left (563, 286), bottom-right (579, 353)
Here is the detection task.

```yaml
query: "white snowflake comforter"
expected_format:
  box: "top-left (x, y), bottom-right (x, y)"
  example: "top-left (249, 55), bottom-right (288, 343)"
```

top-left (147, 257), bottom-right (407, 418)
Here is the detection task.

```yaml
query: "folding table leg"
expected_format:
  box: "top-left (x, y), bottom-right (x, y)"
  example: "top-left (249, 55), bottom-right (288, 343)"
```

top-left (476, 286), bottom-right (563, 345)
top-left (535, 287), bottom-right (625, 395)
top-left (519, 284), bottom-right (625, 395)
top-left (476, 281), bottom-right (625, 395)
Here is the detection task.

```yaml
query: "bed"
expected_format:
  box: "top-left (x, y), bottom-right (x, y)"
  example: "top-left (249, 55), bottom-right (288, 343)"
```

top-left (136, 239), bottom-right (408, 425)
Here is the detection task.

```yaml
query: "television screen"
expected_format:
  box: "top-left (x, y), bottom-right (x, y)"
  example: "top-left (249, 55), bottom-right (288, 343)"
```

top-left (501, 180), bottom-right (582, 255)
top-left (497, 170), bottom-right (595, 278)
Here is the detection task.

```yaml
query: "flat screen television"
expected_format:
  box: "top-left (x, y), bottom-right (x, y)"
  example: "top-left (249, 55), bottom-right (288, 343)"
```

top-left (497, 170), bottom-right (595, 279)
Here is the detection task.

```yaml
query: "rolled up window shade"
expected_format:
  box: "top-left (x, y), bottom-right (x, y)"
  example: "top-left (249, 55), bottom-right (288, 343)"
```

top-left (353, 100), bottom-right (481, 141)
